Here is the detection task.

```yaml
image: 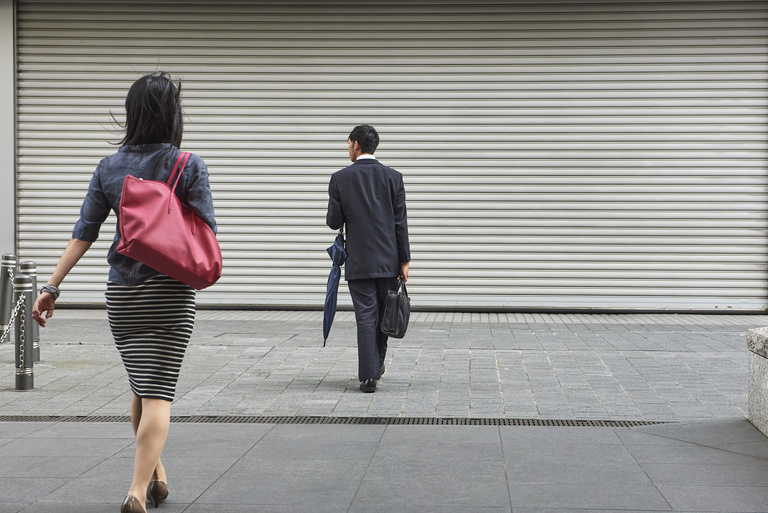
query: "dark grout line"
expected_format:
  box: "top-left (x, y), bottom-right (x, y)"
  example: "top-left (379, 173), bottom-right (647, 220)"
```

top-left (0, 414), bottom-right (672, 427)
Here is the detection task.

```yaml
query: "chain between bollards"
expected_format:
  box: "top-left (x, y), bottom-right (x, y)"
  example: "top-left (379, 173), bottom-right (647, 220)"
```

top-left (0, 294), bottom-right (25, 345)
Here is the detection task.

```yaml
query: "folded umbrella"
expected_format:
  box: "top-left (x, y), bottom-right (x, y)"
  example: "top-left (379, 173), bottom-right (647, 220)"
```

top-left (323, 228), bottom-right (346, 346)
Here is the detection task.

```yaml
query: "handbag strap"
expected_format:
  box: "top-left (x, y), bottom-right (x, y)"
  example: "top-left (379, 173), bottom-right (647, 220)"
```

top-left (166, 152), bottom-right (192, 214)
top-left (167, 151), bottom-right (191, 190)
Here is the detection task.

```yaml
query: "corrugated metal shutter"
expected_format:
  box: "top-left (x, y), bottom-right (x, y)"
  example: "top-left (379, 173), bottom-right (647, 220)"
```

top-left (15, 0), bottom-right (768, 310)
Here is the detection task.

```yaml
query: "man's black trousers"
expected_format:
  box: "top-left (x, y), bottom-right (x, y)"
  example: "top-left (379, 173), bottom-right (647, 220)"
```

top-left (347, 276), bottom-right (398, 381)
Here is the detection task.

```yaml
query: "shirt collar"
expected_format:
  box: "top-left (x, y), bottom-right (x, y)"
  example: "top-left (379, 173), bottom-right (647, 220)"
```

top-left (119, 142), bottom-right (175, 153)
top-left (355, 154), bottom-right (377, 160)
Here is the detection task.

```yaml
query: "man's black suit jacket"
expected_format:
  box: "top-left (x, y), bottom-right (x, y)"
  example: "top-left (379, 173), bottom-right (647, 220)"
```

top-left (326, 157), bottom-right (410, 281)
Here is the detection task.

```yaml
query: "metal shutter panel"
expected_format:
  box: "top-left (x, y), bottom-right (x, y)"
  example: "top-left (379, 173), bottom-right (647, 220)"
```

top-left (15, 0), bottom-right (768, 310)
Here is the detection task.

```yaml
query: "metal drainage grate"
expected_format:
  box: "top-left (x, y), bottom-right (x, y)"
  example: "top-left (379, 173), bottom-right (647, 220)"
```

top-left (0, 415), bottom-right (668, 428)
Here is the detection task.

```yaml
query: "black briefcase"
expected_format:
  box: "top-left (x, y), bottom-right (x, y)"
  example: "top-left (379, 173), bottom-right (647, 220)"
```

top-left (380, 279), bottom-right (410, 338)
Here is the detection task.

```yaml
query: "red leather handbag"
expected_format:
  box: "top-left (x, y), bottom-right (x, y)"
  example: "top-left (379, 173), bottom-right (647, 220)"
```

top-left (116, 152), bottom-right (222, 290)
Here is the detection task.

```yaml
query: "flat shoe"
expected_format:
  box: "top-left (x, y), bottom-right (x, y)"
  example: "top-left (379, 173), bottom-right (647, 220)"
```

top-left (360, 378), bottom-right (377, 393)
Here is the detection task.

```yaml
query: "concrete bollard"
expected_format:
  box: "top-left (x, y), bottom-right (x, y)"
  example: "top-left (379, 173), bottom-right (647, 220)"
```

top-left (14, 274), bottom-right (34, 391)
top-left (0, 253), bottom-right (15, 334)
top-left (747, 327), bottom-right (768, 437)
top-left (19, 262), bottom-right (39, 362)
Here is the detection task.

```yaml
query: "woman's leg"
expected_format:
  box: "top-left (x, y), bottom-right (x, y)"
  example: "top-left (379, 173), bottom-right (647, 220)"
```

top-left (131, 393), bottom-right (141, 435)
top-left (130, 394), bottom-right (168, 483)
top-left (127, 397), bottom-right (171, 503)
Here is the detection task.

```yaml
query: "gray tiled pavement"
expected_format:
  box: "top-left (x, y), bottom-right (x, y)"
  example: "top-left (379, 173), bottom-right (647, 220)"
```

top-left (1, 310), bottom-right (768, 512)
top-left (0, 310), bottom-right (760, 421)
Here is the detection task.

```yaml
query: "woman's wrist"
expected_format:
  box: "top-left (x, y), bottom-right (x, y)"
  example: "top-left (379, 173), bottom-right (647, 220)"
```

top-left (40, 284), bottom-right (60, 300)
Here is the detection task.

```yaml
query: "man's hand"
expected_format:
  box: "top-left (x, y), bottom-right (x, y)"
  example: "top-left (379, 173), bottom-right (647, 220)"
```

top-left (32, 293), bottom-right (56, 327)
top-left (399, 262), bottom-right (410, 283)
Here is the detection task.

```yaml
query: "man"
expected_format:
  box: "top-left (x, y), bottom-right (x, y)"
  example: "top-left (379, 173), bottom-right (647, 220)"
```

top-left (327, 125), bottom-right (411, 393)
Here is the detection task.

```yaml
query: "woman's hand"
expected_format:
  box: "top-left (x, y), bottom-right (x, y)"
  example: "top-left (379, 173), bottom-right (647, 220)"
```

top-left (31, 237), bottom-right (93, 328)
top-left (32, 293), bottom-right (56, 327)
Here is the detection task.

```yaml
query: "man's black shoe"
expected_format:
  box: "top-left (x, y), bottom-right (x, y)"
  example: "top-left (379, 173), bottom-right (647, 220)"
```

top-left (379, 364), bottom-right (385, 379)
top-left (360, 379), bottom-right (377, 393)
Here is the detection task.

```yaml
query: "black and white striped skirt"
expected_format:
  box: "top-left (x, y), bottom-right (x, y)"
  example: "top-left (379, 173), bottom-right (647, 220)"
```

top-left (105, 275), bottom-right (196, 402)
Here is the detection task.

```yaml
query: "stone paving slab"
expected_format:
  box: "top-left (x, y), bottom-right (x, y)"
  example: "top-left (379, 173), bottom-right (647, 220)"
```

top-left (0, 418), bottom-right (766, 513)
top-left (0, 311), bottom-right (765, 421)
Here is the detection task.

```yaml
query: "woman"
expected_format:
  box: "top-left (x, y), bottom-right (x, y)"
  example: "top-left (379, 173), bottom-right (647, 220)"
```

top-left (32, 72), bottom-right (216, 513)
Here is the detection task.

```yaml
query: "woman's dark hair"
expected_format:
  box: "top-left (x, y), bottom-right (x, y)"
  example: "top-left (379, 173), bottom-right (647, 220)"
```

top-left (120, 72), bottom-right (183, 148)
top-left (349, 124), bottom-right (380, 154)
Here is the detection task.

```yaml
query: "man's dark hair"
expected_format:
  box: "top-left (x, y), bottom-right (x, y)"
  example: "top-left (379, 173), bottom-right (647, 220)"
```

top-left (349, 124), bottom-right (380, 154)
top-left (120, 72), bottom-right (183, 148)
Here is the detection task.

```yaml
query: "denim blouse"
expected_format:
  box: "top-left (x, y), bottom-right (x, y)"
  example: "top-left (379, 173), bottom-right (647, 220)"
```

top-left (72, 143), bottom-right (217, 286)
